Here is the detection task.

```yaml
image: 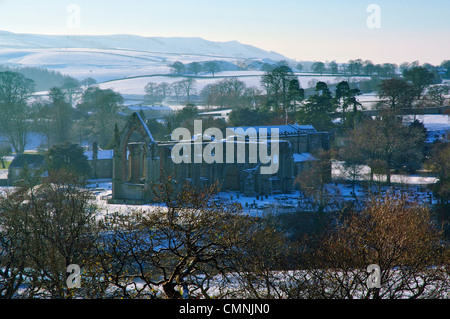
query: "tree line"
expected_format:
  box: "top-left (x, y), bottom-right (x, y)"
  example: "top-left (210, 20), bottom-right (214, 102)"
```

top-left (144, 61), bottom-right (449, 204)
top-left (301, 59), bottom-right (450, 78)
top-left (0, 62), bottom-right (449, 299)
top-left (0, 71), bottom-right (124, 155)
top-left (0, 172), bottom-right (448, 299)
top-left (145, 78), bottom-right (198, 104)
top-left (176, 62), bottom-right (448, 133)
top-left (0, 61), bottom-right (449, 207)
top-left (0, 65), bottom-right (75, 92)
top-left (169, 60), bottom-right (222, 77)
top-left (227, 61), bottom-right (448, 130)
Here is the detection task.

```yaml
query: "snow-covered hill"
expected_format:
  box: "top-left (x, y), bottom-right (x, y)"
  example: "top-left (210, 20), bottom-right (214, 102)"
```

top-left (0, 30), bottom-right (293, 83)
top-left (0, 30), bottom-right (289, 60)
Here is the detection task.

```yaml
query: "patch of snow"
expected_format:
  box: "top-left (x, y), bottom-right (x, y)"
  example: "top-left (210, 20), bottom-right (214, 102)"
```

top-left (0, 169), bottom-right (8, 179)
top-left (332, 161), bottom-right (438, 185)
top-left (293, 153), bottom-right (317, 163)
top-left (84, 149), bottom-right (114, 160)
top-left (404, 114), bottom-right (450, 143)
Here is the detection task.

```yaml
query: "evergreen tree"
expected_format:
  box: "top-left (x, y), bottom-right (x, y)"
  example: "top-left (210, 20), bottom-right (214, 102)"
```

top-left (46, 141), bottom-right (90, 180)
top-left (297, 81), bottom-right (336, 132)
top-left (48, 87), bottom-right (73, 145)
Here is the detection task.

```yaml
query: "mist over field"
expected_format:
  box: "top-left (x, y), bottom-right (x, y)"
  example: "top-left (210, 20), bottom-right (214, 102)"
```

top-left (0, 1), bottom-right (449, 306)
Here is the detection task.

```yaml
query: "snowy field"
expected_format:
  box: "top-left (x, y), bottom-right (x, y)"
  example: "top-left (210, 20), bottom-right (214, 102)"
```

top-left (0, 161), bottom-right (439, 220)
top-left (0, 114), bottom-right (447, 215)
top-left (404, 114), bottom-right (450, 142)
top-left (79, 174), bottom-right (438, 219)
top-left (332, 161), bottom-right (439, 186)
top-left (97, 72), bottom-right (370, 99)
top-left (357, 92), bottom-right (384, 110)
top-left (0, 32), bottom-right (371, 103)
top-left (0, 31), bottom-right (447, 214)
top-left (0, 40), bottom-right (287, 84)
top-left (0, 30), bottom-right (289, 83)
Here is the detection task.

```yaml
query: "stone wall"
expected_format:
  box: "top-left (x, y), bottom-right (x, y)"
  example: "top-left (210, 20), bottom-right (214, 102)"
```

top-left (110, 112), bottom-right (331, 204)
top-left (88, 159), bottom-right (113, 179)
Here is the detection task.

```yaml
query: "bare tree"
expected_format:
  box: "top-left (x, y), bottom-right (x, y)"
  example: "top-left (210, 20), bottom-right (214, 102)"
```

top-left (60, 77), bottom-right (81, 107)
top-left (337, 130), bottom-right (366, 194)
top-left (403, 66), bottom-right (435, 100)
top-left (261, 65), bottom-right (298, 111)
top-left (144, 82), bottom-right (162, 104)
top-left (48, 87), bottom-right (73, 144)
top-left (170, 81), bottom-right (183, 102)
top-left (188, 62), bottom-right (202, 76)
top-left (204, 61), bottom-right (221, 77)
top-left (426, 84), bottom-right (450, 106)
top-left (311, 62), bottom-right (325, 75)
top-left (0, 170), bottom-right (98, 298)
top-left (23, 172), bottom-right (97, 298)
top-left (80, 77), bottom-right (96, 90)
top-left (426, 142), bottom-right (450, 204)
top-left (170, 61), bottom-right (185, 75)
top-left (347, 111), bottom-right (426, 185)
top-left (0, 71), bottom-right (36, 154)
top-left (378, 78), bottom-right (415, 111)
top-left (178, 78), bottom-right (197, 103)
top-left (0, 187), bottom-right (30, 298)
top-left (296, 149), bottom-right (334, 213)
top-left (286, 194), bottom-right (449, 299)
top-left (201, 78), bottom-right (247, 108)
top-left (158, 82), bottom-right (171, 101)
top-left (87, 180), bottom-right (261, 299)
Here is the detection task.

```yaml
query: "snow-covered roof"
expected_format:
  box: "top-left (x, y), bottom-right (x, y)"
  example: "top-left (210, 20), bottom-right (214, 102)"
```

top-left (227, 123), bottom-right (316, 137)
top-left (9, 154), bottom-right (45, 168)
top-left (135, 112), bottom-right (156, 144)
top-left (85, 149), bottom-right (114, 160)
top-left (293, 153), bottom-right (317, 163)
top-left (126, 105), bottom-right (172, 111)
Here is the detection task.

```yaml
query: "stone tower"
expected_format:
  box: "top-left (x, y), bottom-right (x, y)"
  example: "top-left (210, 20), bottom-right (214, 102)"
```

top-left (110, 112), bottom-right (160, 204)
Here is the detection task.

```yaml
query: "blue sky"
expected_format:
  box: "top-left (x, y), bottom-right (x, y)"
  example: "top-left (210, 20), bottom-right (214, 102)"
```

top-left (0, 0), bottom-right (449, 64)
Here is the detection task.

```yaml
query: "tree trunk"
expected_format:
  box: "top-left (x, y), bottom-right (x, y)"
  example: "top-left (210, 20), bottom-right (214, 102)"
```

top-left (386, 154), bottom-right (392, 185)
top-left (163, 282), bottom-right (181, 299)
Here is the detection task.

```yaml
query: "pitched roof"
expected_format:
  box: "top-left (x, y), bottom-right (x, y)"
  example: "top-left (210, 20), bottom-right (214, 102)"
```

top-left (227, 123), bottom-right (316, 137)
top-left (9, 154), bottom-right (45, 169)
top-left (293, 153), bottom-right (317, 163)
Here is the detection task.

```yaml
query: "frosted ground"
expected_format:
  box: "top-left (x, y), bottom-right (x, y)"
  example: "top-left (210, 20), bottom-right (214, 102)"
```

top-left (97, 71), bottom-right (370, 102)
top-left (1, 116), bottom-right (446, 219)
top-left (83, 171), bottom-right (438, 219)
top-left (404, 114), bottom-right (450, 142)
top-left (1, 30), bottom-right (448, 213)
top-left (0, 31), bottom-right (290, 83)
top-left (1, 113), bottom-right (449, 216)
top-left (0, 31), bottom-right (372, 106)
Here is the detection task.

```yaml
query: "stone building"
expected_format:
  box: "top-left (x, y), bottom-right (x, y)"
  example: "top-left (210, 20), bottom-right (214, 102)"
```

top-left (109, 112), bottom-right (330, 204)
top-left (84, 143), bottom-right (114, 179)
top-left (109, 113), bottom-right (160, 204)
top-left (8, 153), bottom-right (46, 186)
